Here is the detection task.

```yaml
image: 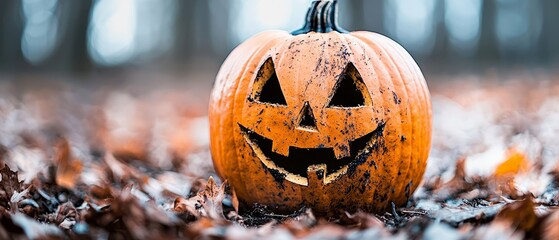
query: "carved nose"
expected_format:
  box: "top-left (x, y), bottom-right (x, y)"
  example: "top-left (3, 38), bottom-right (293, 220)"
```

top-left (297, 102), bottom-right (317, 131)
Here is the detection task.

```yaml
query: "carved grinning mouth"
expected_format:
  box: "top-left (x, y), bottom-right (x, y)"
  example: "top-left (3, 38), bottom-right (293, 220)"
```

top-left (239, 122), bottom-right (385, 186)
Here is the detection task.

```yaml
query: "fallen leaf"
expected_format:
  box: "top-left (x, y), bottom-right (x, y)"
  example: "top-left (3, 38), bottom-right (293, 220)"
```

top-left (174, 176), bottom-right (227, 220)
top-left (343, 211), bottom-right (384, 229)
top-left (470, 221), bottom-right (524, 240)
top-left (494, 195), bottom-right (538, 232)
top-left (183, 217), bottom-right (218, 239)
top-left (174, 196), bottom-right (202, 218)
top-left (199, 177), bottom-right (225, 219)
top-left (103, 153), bottom-right (144, 183)
top-left (54, 202), bottom-right (78, 225)
top-left (0, 164), bottom-right (24, 210)
top-left (542, 210), bottom-right (559, 240)
top-left (434, 158), bottom-right (473, 199)
top-left (54, 138), bottom-right (83, 189)
top-left (282, 208), bottom-right (316, 237)
top-left (305, 223), bottom-right (347, 239)
top-left (201, 176), bottom-right (221, 201)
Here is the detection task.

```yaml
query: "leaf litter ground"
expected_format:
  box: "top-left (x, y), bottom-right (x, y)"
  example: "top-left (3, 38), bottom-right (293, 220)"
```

top-left (1, 76), bottom-right (559, 239)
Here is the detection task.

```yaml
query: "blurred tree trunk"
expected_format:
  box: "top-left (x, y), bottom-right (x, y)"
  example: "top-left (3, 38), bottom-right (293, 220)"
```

top-left (0, 1), bottom-right (27, 73)
top-left (340, 0), bottom-right (365, 31)
top-left (45, 0), bottom-right (93, 74)
top-left (431, 0), bottom-right (449, 63)
top-left (359, 0), bottom-right (385, 34)
top-left (208, 0), bottom-right (233, 61)
top-left (477, 0), bottom-right (499, 63)
top-left (539, 0), bottom-right (559, 65)
top-left (174, 0), bottom-right (212, 62)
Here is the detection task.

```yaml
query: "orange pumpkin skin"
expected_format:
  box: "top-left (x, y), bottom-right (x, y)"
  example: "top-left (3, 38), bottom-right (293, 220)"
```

top-left (209, 1), bottom-right (431, 215)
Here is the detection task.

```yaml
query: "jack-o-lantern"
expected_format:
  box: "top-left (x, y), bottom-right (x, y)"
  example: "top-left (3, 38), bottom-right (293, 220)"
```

top-left (209, 0), bottom-right (431, 215)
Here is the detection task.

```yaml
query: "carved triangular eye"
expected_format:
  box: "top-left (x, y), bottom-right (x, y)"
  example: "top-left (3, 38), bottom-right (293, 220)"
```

top-left (327, 63), bottom-right (371, 108)
top-left (251, 58), bottom-right (287, 105)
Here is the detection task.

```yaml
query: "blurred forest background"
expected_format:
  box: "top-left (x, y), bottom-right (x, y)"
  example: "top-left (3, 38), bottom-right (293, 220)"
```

top-left (1, 0), bottom-right (558, 81)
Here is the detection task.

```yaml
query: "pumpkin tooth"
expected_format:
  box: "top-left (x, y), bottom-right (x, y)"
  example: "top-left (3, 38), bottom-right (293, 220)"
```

top-left (307, 164), bottom-right (327, 185)
top-left (333, 144), bottom-right (351, 159)
top-left (272, 142), bottom-right (290, 157)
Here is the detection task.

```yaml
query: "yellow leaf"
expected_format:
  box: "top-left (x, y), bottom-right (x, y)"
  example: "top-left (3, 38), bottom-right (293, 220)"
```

top-left (495, 149), bottom-right (529, 176)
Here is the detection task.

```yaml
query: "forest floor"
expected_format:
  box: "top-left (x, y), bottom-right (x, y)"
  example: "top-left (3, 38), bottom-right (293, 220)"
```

top-left (1, 74), bottom-right (559, 239)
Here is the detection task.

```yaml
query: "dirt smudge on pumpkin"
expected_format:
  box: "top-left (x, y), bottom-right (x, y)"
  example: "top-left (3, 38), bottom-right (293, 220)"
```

top-left (373, 189), bottom-right (388, 205)
top-left (392, 91), bottom-right (401, 104)
top-left (314, 57), bottom-right (323, 72)
top-left (338, 144), bottom-right (349, 155)
top-left (316, 169), bottom-right (324, 180)
top-left (359, 170), bottom-right (371, 193)
top-left (347, 121), bottom-right (386, 176)
top-left (261, 162), bottom-right (286, 188)
top-left (369, 159), bottom-right (378, 170)
top-left (345, 185), bottom-right (353, 194)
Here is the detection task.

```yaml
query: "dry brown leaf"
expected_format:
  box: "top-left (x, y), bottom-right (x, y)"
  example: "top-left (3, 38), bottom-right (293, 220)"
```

top-left (201, 176), bottom-right (221, 201)
top-left (54, 138), bottom-right (83, 189)
top-left (174, 177), bottom-right (226, 220)
top-left (470, 220), bottom-right (524, 240)
top-left (0, 164), bottom-right (24, 210)
top-left (282, 209), bottom-right (316, 237)
top-left (200, 176), bottom-right (226, 219)
top-left (434, 158), bottom-right (473, 199)
top-left (183, 217), bottom-right (218, 239)
top-left (343, 211), bottom-right (385, 229)
top-left (542, 210), bottom-right (559, 240)
top-left (54, 202), bottom-right (78, 225)
top-left (0, 145), bottom-right (6, 165)
top-left (483, 148), bottom-right (531, 199)
top-left (489, 177), bottom-right (519, 198)
top-left (174, 196), bottom-right (202, 217)
top-left (103, 153), bottom-right (145, 183)
top-left (494, 195), bottom-right (538, 232)
top-left (305, 223), bottom-right (347, 239)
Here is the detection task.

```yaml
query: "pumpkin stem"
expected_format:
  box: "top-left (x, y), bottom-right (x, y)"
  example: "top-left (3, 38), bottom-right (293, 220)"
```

top-left (292, 0), bottom-right (348, 35)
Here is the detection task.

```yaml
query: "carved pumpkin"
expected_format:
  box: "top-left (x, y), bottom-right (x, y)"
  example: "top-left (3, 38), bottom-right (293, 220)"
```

top-left (209, 0), bottom-right (431, 215)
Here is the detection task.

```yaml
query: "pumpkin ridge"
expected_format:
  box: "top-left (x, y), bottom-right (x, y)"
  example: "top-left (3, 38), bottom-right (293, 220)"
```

top-left (379, 36), bottom-right (430, 193)
top-left (373, 34), bottom-right (430, 193)
top-left (376, 44), bottom-right (409, 206)
top-left (366, 33), bottom-right (430, 200)
top-left (373, 36), bottom-right (416, 204)
top-left (349, 33), bottom-right (410, 206)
